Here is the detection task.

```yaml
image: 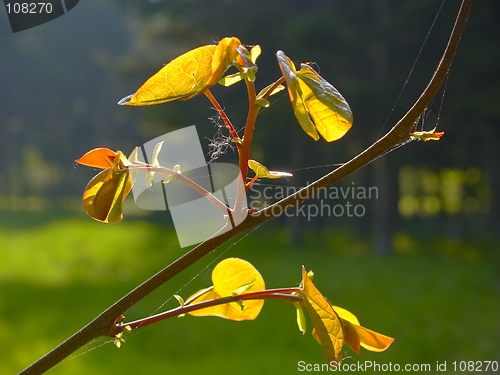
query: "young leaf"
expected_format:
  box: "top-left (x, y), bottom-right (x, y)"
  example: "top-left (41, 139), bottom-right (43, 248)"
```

top-left (410, 127), bottom-right (445, 141)
top-left (207, 37), bottom-right (241, 87)
top-left (248, 159), bottom-right (293, 179)
top-left (162, 164), bottom-right (181, 184)
top-left (277, 51), bottom-right (353, 142)
top-left (146, 141), bottom-right (164, 189)
top-left (187, 258), bottom-right (265, 321)
top-left (300, 267), bottom-right (344, 364)
top-left (81, 150), bottom-right (132, 223)
top-left (232, 279), bottom-right (256, 296)
top-left (235, 45), bottom-right (260, 82)
top-left (249, 45), bottom-right (261, 64)
top-left (219, 72), bottom-right (244, 87)
top-left (256, 80), bottom-right (285, 100)
top-left (293, 302), bottom-right (307, 335)
top-left (119, 37), bottom-right (241, 106)
top-left (76, 148), bottom-right (116, 169)
top-left (333, 305), bottom-right (394, 353)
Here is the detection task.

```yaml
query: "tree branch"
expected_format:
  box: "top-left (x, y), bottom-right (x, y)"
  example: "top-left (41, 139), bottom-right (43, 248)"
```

top-left (18, 1), bottom-right (473, 373)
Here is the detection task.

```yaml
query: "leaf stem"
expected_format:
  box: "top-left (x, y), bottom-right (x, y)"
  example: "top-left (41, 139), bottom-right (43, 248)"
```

top-left (118, 287), bottom-right (303, 332)
top-left (204, 89), bottom-right (240, 146)
top-left (128, 164), bottom-right (230, 214)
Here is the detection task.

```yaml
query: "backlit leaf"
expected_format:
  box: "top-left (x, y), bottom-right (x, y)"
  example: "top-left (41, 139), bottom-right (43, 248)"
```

top-left (294, 302), bottom-right (307, 335)
top-left (351, 323), bottom-right (394, 352)
top-left (256, 80), bottom-right (285, 100)
top-left (255, 98), bottom-right (270, 108)
top-left (339, 320), bottom-right (361, 355)
top-left (235, 45), bottom-right (260, 82)
top-left (146, 141), bottom-right (163, 189)
top-left (187, 258), bottom-right (265, 321)
top-left (207, 37), bottom-right (241, 87)
top-left (333, 305), bottom-right (394, 353)
top-left (249, 45), bottom-right (261, 64)
top-left (76, 148), bottom-right (116, 169)
top-left (297, 64), bottom-right (353, 142)
top-left (219, 72), bottom-right (244, 87)
top-left (277, 51), bottom-right (353, 142)
top-left (232, 279), bottom-right (256, 296)
top-left (162, 164), bottom-right (181, 184)
top-left (300, 267), bottom-right (344, 364)
top-left (119, 37), bottom-right (240, 106)
top-left (81, 150), bottom-right (132, 223)
top-left (410, 127), bottom-right (445, 141)
top-left (248, 159), bottom-right (293, 179)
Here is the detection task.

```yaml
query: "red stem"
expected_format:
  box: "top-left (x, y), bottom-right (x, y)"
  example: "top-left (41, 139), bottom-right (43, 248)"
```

top-left (120, 287), bottom-right (302, 332)
top-left (245, 175), bottom-right (259, 190)
top-left (261, 76), bottom-right (286, 100)
top-left (128, 164), bottom-right (230, 214)
top-left (204, 89), bottom-right (240, 145)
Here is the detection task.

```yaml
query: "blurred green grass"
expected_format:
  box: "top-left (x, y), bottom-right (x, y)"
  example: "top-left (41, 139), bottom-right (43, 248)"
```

top-left (1, 213), bottom-right (499, 374)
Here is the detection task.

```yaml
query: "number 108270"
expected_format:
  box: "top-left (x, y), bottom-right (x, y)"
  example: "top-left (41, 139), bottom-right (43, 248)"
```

top-left (5, 3), bottom-right (53, 14)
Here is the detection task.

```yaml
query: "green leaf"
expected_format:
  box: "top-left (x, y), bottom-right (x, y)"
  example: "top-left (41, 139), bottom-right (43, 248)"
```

top-left (219, 72), bottom-right (244, 87)
top-left (277, 51), bottom-right (353, 142)
top-left (248, 159), bottom-right (293, 179)
top-left (294, 302), bottom-right (307, 335)
top-left (256, 80), bottom-right (285, 99)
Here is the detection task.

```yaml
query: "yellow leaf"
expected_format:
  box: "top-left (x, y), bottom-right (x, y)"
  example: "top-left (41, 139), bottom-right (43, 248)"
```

top-left (82, 151), bottom-right (131, 223)
top-left (340, 320), bottom-right (361, 355)
top-left (173, 294), bottom-right (185, 308)
top-left (332, 305), bottom-right (360, 325)
top-left (207, 37), bottom-right (241, 87)
top-left (300, 267), bottom-right (344, 364)
top-left (249, 45), bottom-right (261, 64)
top-left (187, 258), bottom-right (265, 321)
top-left (297, 65), bottom-right (353, 142)
top-left (119, 37), bottom-right (240, 106)
top-left (333, 305), bottom-right (394, 353)
top-left (410, 127), bottom-right (445, 141)
top-left (248, 159), bottom-right (293, 179)
top-left (219, 72), bottom-right (244, 87)
top-left (293, 302), bottom-right (307, 335)
top-left (351, 323), bottom-right (394, 352)
top-left (277, 51), bottom-right (353, 142)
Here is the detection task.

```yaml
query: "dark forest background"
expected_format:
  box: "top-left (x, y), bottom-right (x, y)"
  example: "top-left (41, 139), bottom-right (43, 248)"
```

top-left (1, 0), bottom-right (499, 253)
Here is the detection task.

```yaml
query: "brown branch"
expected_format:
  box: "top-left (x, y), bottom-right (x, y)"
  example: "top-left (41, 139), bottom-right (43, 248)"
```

top-left (18, 1), bottom-right (473, 373)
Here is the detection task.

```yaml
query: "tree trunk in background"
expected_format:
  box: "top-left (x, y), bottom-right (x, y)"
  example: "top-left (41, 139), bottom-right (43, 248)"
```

top-left (484, 127), bottom-right (500, 235)
top-left (371, 156), bottom-right (398, 256)
top-left (370, 0), bottom-right (398, 256)
top-left (287, 121), bottom-right (305, 247)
